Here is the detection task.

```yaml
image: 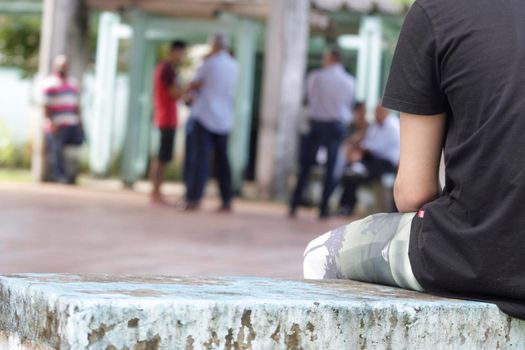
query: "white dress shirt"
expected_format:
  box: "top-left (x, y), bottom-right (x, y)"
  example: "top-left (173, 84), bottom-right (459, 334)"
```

top-left (306, 64), bottom-right (356, 124)
top-left (361, 113), bottom-right (400, 166)
top-left (191, 50), bottom-right (240, 134)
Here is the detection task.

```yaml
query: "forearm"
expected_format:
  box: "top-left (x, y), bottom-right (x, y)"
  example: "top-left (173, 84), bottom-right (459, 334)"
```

top-left (349, 131), bottom-right (366, 146)
top-left (187, 81), bottom-right (203, 92)
top-left (170, 85), bottom-right (182, 99)
top-left (44, 106), bottom-right (53, 120)
top-left (394, 112), bottom-right (446, 212)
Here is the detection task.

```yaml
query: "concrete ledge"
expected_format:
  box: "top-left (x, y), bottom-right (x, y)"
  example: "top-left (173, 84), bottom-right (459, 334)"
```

top-left (0, 274), bottom-right (523, 350)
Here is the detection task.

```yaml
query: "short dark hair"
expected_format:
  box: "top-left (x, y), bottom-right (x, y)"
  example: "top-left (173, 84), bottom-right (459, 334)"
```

top-left (328, 47), bottom-right (343, 62)
top-left (171, 40), bottom-right (187, 51)
top-left (353, 101), bottom-right (365, 111)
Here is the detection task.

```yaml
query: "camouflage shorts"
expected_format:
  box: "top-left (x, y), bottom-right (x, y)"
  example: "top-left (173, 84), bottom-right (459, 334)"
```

top-left (303, 213), bottom-right (423, 292)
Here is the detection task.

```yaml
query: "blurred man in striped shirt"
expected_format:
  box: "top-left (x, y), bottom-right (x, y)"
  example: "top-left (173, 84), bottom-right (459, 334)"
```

top-left (42, 55), bottom-right (84, 183)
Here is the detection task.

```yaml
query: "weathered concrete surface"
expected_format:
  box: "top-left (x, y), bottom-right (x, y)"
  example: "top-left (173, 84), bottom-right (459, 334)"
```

top-left (0, 274), bottom-right (523, 350)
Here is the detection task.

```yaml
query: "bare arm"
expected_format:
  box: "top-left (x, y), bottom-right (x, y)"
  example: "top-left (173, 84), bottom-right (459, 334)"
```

top-left (159, 63), bottom-right (183, 99)
top-left (43, 96), bottom-right (58, 133)
top-left (395, 112), bottom-right (446, 212)
top-left (186, 63), bottom-right (206, 93)
top-left (44, 105), bottom-right (52, 120)
top-left (186, 81), bottom-right (204, 92)
top-left (170, 85), bottom-right (183, 99)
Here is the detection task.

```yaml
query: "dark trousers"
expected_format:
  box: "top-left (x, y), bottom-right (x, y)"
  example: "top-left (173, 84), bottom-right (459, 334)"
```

top-left (185, 120), bottom-right (232, 205)
top-left (290, 120), bottom-right (346, 216)
top-left (339, 153), bottom-right (397, 212)
top-left (46, 124), bottom-right (83, 182)
top-left (183, 118), bottom-right (196, 185)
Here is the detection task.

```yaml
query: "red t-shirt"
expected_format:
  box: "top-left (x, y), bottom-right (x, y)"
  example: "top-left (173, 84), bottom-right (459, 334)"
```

top-left (153, 62), bottom-right (178, 128)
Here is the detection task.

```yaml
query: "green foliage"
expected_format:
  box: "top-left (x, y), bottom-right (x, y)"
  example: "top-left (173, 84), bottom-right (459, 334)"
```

top-left (0, 15), bottom-right (41, 77)
top-left (0, 122), bottom-right (31, 169)
top-left (0, 168), bottom-right (31, 182)
top-left (165, 163), bottom-right (183, 182)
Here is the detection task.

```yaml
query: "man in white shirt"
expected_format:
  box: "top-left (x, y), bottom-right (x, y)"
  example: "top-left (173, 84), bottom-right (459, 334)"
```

top-left (290, 48), bottom-right (356, 219)
top-left (184, 34), bottom-right (240, 211)
top-left (339, 105), bottom-right (400, 215)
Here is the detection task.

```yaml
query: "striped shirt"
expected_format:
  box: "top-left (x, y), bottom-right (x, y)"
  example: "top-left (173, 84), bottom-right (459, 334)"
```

top-left (42, 74), bottom-right (81, 128)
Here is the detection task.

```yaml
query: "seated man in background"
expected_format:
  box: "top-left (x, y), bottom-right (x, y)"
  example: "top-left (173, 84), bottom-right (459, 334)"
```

top-left (339, 105), bottom-right (400, 216)
top-left (342, 102), bottom-right (368, 150)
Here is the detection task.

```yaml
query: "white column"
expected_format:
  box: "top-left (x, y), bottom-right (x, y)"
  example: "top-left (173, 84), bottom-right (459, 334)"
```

top-left (356, 16), bottom-right (383, 122)
top-left (90, 12), bottom-right (120, 175)
top-left (32, 0), bottom-right (88, 181)
top-left (256, 0), bottom-right (310, 199)
top-left (121, 11), bottom-right (155, 185)
top-left (37, 0), bottom-right (87, 79)
top-left (229, 19), bottom-right (260, 192)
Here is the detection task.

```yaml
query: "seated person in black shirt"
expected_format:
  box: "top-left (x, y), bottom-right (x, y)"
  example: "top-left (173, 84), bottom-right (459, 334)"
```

top-left (303, 0), bottom-right (525, 321)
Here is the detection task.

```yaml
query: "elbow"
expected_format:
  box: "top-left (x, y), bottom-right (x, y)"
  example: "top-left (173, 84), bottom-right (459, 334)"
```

top-left (394, 180), bottom-right (438, 213)
top-left (190, 81), bottom-right (203, 91)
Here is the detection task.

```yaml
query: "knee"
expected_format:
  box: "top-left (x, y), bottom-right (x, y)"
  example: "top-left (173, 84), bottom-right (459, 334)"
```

top-left (303, 233), bottom-right (331, 280)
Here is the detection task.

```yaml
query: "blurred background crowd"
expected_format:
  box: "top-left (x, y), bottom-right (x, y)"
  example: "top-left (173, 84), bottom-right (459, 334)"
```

top-left (0, 0), bottom-right (413, 218)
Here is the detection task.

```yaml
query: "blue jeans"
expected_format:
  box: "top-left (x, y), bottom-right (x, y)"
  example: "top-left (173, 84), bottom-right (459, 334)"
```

top-left (290, 120), bottom-right (346, 216)
top-left (339, 153), bottom-right (397, 213)
top-left (185, 121), bottom-right (232, 206)
top-left (183, 118), bottom-right (196, 185)
top-left (46, 124), bottom-right (83, 182)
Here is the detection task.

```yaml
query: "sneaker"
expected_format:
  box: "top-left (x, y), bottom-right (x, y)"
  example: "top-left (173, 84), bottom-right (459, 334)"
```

top-left (151, 194), bottom-right (170, 206)
top-left (182, 201), bottom-right (200, 211)
top-left (337, 207), bottom-right (354, 217)
top-left (319, 210), bottom-right (330, 220)
top-left (217, 204), bottom-right (232, 213)
top-left (56, 177), bottom-right (69, 184)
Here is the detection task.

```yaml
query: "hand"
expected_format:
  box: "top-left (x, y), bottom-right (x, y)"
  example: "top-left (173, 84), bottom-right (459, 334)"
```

top-left (51, 123), bottom-right (60, 134)
top-left (182, 93), bottom-right (194, 106)
top-left (349, 149), bottom-right (364, 163)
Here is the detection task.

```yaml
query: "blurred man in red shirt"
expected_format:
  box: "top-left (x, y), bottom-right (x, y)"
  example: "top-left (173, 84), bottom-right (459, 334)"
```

top-left (150, 40), bottom-right (187, 204)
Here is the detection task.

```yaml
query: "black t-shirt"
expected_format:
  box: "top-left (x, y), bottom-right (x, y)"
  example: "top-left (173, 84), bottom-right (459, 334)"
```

top-left (383, 0), bottom-right (525, 319)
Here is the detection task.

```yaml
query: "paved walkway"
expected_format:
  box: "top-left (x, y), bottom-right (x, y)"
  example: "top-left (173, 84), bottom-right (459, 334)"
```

top-left (0, 181), bottom-right (354, 278)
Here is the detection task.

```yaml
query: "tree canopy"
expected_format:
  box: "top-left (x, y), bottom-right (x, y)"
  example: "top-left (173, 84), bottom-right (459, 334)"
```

top-left (0, 15), bottom-right (41, 76)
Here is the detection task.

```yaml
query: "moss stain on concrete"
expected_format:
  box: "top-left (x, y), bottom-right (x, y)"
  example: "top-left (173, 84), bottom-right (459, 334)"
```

top-left (185, 335), bottom-right (194, 350)
top-left (270, 324), bottom-right (281, 343)
top-left (284, 323), bottom-right (302, 350)
top-left (224, 328), bottom-right (234, 350)
top-left (234, 309), bottom-right (257, 349)
top-left (305, 322), bottom-right (316, 342)
top-left (203, 330), bottom-right (220, 349)
top-left (133, 334), bottom-right (161, 350)
top-left (88, 323), bottom-right (115, 345)
top-left (127, 318), bottom-right (139, 328)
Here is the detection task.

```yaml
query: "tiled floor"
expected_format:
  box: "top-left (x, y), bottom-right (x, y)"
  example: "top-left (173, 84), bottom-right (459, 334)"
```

top-left (0, 181), bottom-right (354, 278)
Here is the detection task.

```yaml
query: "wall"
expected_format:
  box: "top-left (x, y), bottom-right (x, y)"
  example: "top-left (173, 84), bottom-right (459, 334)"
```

top-left (0, 67), bottom-right (33, 144)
